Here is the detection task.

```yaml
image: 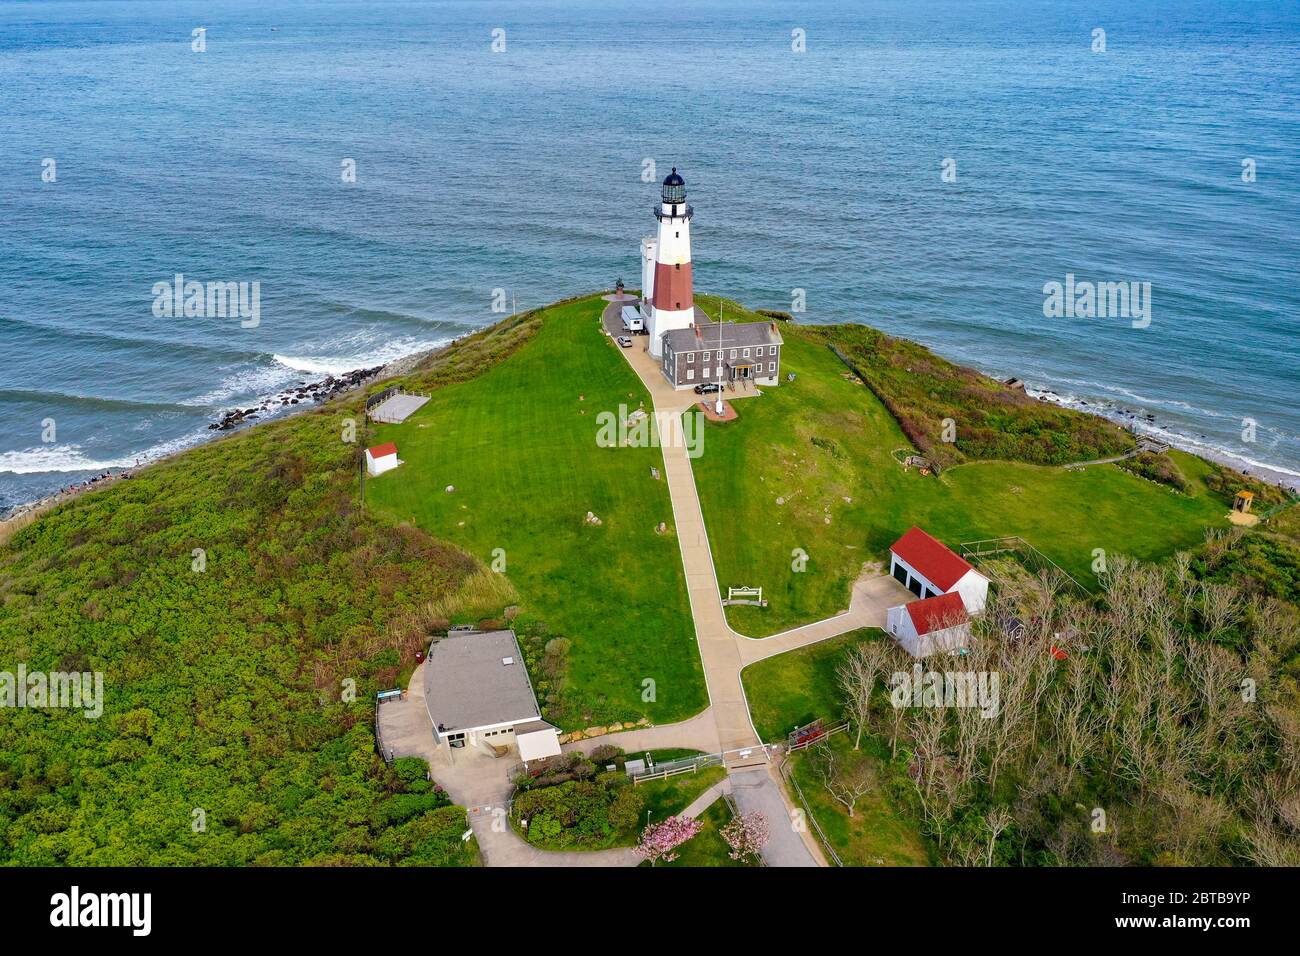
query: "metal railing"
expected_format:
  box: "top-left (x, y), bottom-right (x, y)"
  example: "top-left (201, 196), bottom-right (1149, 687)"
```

top-left (631, 752), bottom-right (724, 784)
top-left (960, 535), bottom-right (1090, 596)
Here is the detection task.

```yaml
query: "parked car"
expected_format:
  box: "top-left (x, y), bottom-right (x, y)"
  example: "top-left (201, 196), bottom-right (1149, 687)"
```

top-left (694, 382), bottom-right (720, 394)
top-left (617, 335), bottom-right (633, 348)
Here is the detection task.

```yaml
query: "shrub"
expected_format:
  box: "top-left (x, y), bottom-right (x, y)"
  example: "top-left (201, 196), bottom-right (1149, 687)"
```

top-left (1118, 452), bottom-right (1188, 492)
top-left (801, 323), bottom-right (1134, 467)
top-left (608, 787), bottom-right (646, 831)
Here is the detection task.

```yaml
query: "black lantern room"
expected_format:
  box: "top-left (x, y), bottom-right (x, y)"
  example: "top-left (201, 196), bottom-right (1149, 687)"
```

top-left (661, 167), bottom-right (686, 204)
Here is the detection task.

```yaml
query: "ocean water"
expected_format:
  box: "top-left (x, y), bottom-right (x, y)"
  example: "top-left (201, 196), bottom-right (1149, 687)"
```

top-left (2, 0), bottom-right (1298, 512)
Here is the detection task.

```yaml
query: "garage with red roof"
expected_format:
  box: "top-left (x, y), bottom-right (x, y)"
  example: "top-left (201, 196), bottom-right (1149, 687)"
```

top-left (888, 526), bottom-right (989, 613)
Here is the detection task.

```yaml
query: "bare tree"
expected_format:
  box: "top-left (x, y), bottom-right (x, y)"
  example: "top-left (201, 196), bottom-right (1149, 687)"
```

top-left (1200, 582), bottom-right (1242, 639)
top-left (984, 806), bottom-right (1013, 866)
top-left (810, 740), bottom-right (875, 817)
top-left (837, 639), bottom-right (893, 749)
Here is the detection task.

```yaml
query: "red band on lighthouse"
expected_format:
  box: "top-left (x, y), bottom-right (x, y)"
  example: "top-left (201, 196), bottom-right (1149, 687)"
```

top-left (653, 261), bottom-right (693, 312)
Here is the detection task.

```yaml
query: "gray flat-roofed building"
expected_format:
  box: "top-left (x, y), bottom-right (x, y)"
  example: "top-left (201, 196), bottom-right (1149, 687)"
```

top-left (422, 630), bottom-right (561, 761)
top-left (661, 319), bottom-right (783, 390)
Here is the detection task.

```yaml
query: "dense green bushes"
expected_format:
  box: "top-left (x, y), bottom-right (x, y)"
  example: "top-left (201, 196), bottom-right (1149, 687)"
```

top-left (512, 774), bottom-right (645, 850)
top-left (1118, 451), bottom-right (1189, 491)
top-left (800, 323), bottom-right (1134, 468)
top-left (0, 312), bottom-right (546, 865)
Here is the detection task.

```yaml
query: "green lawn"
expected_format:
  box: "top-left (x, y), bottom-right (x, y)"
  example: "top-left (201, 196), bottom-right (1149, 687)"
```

top-left (514, 765), bottom-right (726, 851)
top-left (694, 328), bottom-right (1230, 635)
top-left (636, 766), bottom-right (728, 834)
top-left (741, 629), bottom-right (885, 743)
top-left (789, 734), bottom-right (930, 867)
top-left (367, 296), bottom-right (705, 727)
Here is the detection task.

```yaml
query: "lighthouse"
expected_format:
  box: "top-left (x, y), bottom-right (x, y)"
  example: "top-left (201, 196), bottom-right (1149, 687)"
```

top-left (641, 167), bottom-right (695, 359)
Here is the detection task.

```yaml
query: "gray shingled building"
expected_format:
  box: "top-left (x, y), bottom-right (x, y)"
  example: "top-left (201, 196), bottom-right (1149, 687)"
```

top-left (660, 319), bottom-right (783, 390)
top-left (421, 630), bottom-right (561, 763)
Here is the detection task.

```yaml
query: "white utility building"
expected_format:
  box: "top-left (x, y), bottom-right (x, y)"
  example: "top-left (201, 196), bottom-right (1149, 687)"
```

top-left (888, 526), bottom-right (989, 613)
top-left (422, 629), bottom-right (562, 765)
top-left (365, 441), bottom-right (400, 477)
top-left (886, 591), bottom-right (972, 658)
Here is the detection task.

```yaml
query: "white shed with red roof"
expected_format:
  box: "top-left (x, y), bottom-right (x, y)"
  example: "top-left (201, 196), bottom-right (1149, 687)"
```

top-left (886, 591), bottom-right (971, 658)
top-left (888, 526), bottom-right (989, 613)
top-left (365, 441), bottom-right (400, 477)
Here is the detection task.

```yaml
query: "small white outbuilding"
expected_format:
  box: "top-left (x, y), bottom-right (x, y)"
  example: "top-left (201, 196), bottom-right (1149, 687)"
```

top-left (365, 441), bottom-right (400, 477)
top-left (886, 591), bottom-right (972, 658)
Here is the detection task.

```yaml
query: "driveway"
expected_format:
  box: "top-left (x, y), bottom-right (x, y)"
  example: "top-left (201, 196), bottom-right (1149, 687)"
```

top-left (729, 765), bottom-right (824, 866)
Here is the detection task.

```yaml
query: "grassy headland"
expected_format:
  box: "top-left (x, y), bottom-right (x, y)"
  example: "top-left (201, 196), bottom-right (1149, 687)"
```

top-left (366, 295), bottom-right (705, 728)
top-left (691, 300), bottom-right (1232, 635)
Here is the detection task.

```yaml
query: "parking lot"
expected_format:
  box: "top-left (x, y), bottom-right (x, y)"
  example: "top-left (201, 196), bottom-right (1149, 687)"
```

top-left (600, 297), bottom-right (650, 346)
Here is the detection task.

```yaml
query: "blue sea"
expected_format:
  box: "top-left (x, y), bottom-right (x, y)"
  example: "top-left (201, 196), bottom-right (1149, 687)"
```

top-left (2, 0), bottom-right (1298, 512)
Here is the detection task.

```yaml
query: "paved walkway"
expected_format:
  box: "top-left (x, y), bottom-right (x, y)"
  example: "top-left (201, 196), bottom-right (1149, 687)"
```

top-left (598, 301), bottom-right (917, 866)
top-left (562, 708), bottom-right (721, 757)
top-left (384, 306), bottom-right (910, 867)
top-left (601, 300), bottom-right (909, 738)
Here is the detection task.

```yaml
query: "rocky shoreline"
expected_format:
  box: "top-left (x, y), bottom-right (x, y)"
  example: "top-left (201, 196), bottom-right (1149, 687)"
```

top-left (1031, 387), bottom-right (1300, 493)
top-left (208, 365), bottom-right (385, 431)
top-left (1, 344), bottom-right (446, 523)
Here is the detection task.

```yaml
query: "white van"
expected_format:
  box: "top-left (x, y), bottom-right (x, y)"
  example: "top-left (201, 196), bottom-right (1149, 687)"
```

top-left (620, 306), bottom-right (644, 333)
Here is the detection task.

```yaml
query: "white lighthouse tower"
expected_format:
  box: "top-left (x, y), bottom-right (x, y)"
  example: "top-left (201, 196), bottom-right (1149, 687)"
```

top-left (642, 167), bottom-right (695, 359)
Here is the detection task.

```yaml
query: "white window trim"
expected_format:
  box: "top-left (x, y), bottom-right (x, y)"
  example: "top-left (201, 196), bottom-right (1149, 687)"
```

top-left (687, 368), bottom-right (695, 380)
top-left (768, 361), bottom-right (776, 373)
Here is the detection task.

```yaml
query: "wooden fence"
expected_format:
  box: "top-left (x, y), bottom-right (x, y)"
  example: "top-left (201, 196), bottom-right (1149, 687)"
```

top-left (786, 720), bottom-right (850, 753)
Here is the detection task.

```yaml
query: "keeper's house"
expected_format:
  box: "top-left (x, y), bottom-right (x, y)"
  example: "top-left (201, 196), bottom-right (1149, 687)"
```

top-left (888, 526), bottom-right (989, 613)
top-left (660, 320), bottom-right (783, 390)
top-left (422, 629), bottom-right (562, 764)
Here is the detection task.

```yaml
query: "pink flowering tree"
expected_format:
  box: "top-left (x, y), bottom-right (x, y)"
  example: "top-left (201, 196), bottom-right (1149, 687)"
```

top-left (636, 815), bottom-right (703, 865)
top-left (720, 810), bottom-right (769, 863)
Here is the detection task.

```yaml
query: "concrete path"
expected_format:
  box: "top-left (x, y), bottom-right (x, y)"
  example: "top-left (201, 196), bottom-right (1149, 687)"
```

top-left (680, 777), bottom-right (732, 819)
top-left (738, 574), bottom-right (912, 666)
top-left (600, 300), bottom-right (909, 743)
top-left (596, 300), bottom-right (911, 867)
top-left (562, 708), bottom-right (721, 758)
